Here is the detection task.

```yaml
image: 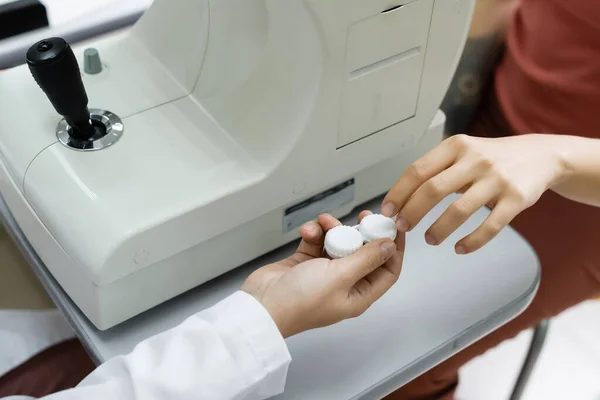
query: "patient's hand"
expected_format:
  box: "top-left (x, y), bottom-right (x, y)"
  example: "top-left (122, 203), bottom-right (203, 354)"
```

top-left (241, 213), bottom-right (405, 338)
top-left (381, 134), bottom-right (564, 254)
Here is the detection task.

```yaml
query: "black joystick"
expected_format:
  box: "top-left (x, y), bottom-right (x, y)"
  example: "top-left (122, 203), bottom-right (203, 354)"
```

top-left (26, 37), bottom-right (94, 141)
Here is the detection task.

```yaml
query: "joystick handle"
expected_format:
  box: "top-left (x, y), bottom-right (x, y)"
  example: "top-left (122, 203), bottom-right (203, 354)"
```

top-left (26, 37), bottom-right (93, 140)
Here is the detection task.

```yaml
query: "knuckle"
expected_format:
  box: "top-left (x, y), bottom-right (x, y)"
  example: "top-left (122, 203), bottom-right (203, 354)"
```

top-left (476, 156), bottom-right (495, 170)
top-left (365, 250), bottom-right (383, 268)
top-left (346, 305), bottom-right (365, 319)
top-left (408, 161), bottom-right (427, 181)
top-left (494, 169), bottom-right (512, 186)
top-left (357, 302), bottom-right (370, 317)
top-left (388, 272), bottom-right (401, 285)
top-left (448, 133), bottom-right (470, 148)
top-left (338, 268), bottom-right (356, 283)
top-left (449, 199), bottom-right (473, 219)
top-left (508, 186), bottom-right (531, 206)
top-left (423, 179), bottom-right (444, 198)
top-left (484, 221), bottom-right (503, 236)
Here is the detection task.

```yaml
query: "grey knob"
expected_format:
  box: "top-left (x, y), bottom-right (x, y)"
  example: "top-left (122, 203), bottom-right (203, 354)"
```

top-left (83, 48), bottom-right (102, 74)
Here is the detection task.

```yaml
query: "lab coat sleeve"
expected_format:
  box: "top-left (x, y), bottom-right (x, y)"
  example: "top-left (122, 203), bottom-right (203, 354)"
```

top-left (5, 291), bottom-right (291, 400)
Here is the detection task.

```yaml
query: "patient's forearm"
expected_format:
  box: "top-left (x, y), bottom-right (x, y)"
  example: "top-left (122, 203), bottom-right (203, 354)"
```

top-left (441, 0), bottom-right (519, 136)
top-left (552, 136), bottom-right (600, 207)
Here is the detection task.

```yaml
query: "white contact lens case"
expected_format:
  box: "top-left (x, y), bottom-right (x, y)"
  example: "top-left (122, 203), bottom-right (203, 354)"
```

top-left (324, 214), bottom-right (397, 259)
top-left (324, 226), bottom-right (364, 259)
top-left (358, 213), bottom-right (397, 242)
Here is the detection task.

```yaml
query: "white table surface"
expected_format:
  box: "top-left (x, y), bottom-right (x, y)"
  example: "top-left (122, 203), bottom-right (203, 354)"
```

top-left (0, 192), bottom-right (540, 399)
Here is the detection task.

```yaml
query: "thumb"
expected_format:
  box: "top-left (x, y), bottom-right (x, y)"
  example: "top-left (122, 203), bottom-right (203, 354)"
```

top-left (332, 239), bottom-right (396, 285)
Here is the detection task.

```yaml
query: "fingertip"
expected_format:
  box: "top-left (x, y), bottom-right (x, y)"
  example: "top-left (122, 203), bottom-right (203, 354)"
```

top-left (455, 244), bottom-right (468, 255)
top-left (456, 231), bottom-right (494, 255)
top-left (300, 220), bottom-right (316, 233)
top-left (381, 202), bottom-right (397, 218)
top-left (357, 210), bottom-right (373, 223)
top-left (425, 233), bottom-right (438, 246)
top-left (396, 217), bottom-right (410, 232)
top-left (318, 213), bottom-right (342, 230)
top-left (299, 220), bottom-right (321, 239)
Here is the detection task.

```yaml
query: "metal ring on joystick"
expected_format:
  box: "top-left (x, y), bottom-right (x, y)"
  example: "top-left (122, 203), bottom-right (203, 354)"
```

top-left (56, 109), bottom-right (124, 151)
top-left (26, 37), bottom-right (124, 152)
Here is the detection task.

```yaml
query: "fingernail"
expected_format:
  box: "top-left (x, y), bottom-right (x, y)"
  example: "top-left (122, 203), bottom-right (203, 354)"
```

top-left (381, 202), bottom-right (397, 217)
top-left (425, 234), bottom-right (437, 246)
top-left (455, 246), bottom-right (467, 255)
top-left (396, 217), bottom-right (410, 232)
top-left (380, 241), bottom-right (396, 259)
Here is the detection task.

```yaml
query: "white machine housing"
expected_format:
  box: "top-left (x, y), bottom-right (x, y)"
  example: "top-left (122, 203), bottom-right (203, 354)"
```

top-left (0, 0), bottom-right (474, 330)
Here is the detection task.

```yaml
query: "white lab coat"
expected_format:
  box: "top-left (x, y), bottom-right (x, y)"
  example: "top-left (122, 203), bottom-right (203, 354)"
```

top-left (0, 310), bottom-right (75, 377)
top-left (3, 291), bottom-right (291, 400)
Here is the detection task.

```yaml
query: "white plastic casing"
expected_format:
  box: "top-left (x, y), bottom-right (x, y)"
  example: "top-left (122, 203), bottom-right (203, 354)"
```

top-left (0, 0), bottom-right (474, 329)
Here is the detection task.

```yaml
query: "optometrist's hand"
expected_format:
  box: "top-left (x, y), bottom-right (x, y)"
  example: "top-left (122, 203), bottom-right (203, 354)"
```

top-left (241, 213), bottom-right (405, 338)
top-left (381, 134), bottom-right (565, 255)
